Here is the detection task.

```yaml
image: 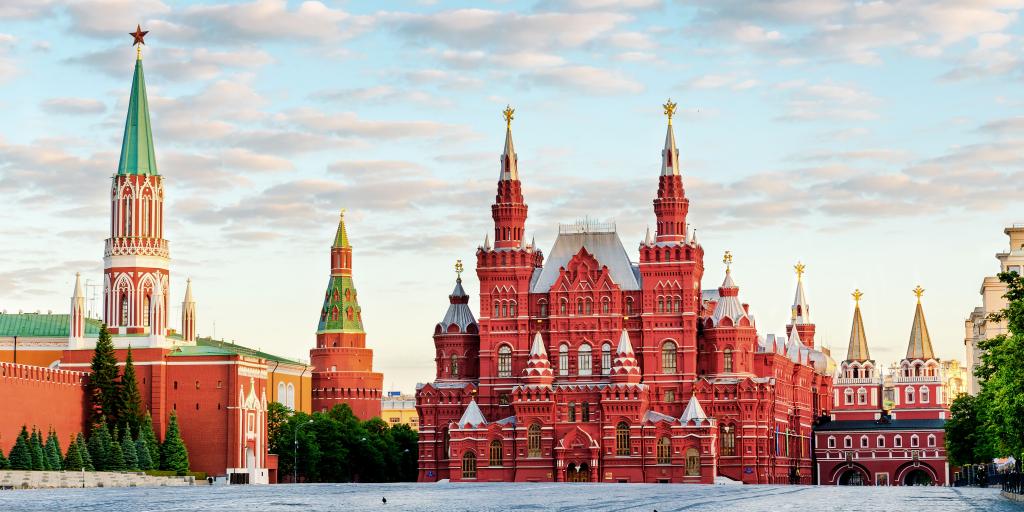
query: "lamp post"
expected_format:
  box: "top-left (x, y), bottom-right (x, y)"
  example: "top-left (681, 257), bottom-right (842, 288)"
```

top-left (293, 419), bottom-right (314, 484)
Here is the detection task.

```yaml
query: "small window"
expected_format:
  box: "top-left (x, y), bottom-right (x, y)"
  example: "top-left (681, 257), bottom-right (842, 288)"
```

top-left (664, 389), bottom-right (675, 403)
top-left (860, 436), bottom-right (868, 448)
top-left (568, 402), bottom-right (576, 422)
top-left (894, 436), bottom-right (903, 447)
top-left (662, 341), bottom-right (677, 373)
top-left (498, 345), bottom-right (512, 377)
top-left (581, 402), bottom-right (590, 422)
top-left (625, 297), bottom-right (634, 316)
top-left (489, 440), bottom-right (502, 467)
top-left (601, 298), bottom-right (610, 314)
top-left (560, 299), bottom-right (568, 315)
top-left (173, 381), bottom-right (178, 390)
top-left (857, 388), bottom-right (867, 405)
top-left (657, 437), bottom-right (670, 464)
top-left (578, 345), bottom-right (593, 376)
top-left (195, 403), bottom-right (199, 410)
top-left (539, 300), bottom-right (548, 317)
top-left (920, 386), bottom-right (929, 404)
top-left (927, 435), bottom-right (936, 447)
top-left (844, 436), bottom-right (852, 448)
top-left (827, 437), bottom-right (836, 448)
top-left (844, 388), bottom-right (854, 405)
top-left (601, 343), bottom-right (612, 375)
top-left (195, 381), bottom-right (200, 390)
top-left (462, 452), bottom-right (477, 479)
top-left (616, 422), bottom-right (630, 456)
top-left (721, 425), bottom-right (735, 456)
top-left (723, 349), bottom-right (733, 373)
top-left (559, 344), bottom-right (569, 376)
top-left (911, 435), bottom-right (919, 448)
top-left (877, 436), bottom-right (886, 448)
top-left (685, 448), bottom-right (700, 476)
top-left (528, 424), bottom-right (542, 457)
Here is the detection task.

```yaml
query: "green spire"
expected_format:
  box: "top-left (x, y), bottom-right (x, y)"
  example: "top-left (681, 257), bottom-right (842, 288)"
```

top-left (317, 275), bottom-right (363, 334)
top-left (117, 55), bottom-right (158, 175)
top-left (333, 209), bottom-right (350, 248)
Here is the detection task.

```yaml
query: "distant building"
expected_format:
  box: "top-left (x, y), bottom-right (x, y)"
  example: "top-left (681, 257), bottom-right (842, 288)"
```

top-left (382, 394), bottom-right (419, 431)
top-left (964, 225), bottom-right (1024, 394)
top-left (814, 288), bottom-right (952, 486)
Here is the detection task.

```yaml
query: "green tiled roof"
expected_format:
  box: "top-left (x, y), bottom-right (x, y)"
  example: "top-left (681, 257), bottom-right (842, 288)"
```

top-left (117, 56), bottom-right (158, 176)
top-left (189, 336), bottom-right (307, 366)
top-left (317, 275), bottom-right (363, 334)
top-left (0, 313), bottom-right (102, 337)
top-left (333, 213), bottom-right (350, 248)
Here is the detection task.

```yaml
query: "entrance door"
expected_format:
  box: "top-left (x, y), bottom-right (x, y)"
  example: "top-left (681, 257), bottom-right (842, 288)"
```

top-left (904, 469), bottom-right (933, 486)
top-left (839, 470), bottom-right (865, 486)
top-left (565, 463), bottom-right (591, 482)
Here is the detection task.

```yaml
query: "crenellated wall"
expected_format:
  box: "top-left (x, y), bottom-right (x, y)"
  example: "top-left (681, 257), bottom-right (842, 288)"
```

top-left (0, 362), bottom-right (88, 453)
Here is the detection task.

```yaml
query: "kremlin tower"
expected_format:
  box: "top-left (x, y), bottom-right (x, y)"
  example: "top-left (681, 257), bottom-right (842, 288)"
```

top-left (310, 211), bottom-right (384, 419)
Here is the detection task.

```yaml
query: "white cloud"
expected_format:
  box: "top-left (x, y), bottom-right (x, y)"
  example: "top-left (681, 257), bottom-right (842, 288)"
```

top-left (524, 65), bottom-right (645, 94)
top-left (40, 97), bottom-right (106, 115)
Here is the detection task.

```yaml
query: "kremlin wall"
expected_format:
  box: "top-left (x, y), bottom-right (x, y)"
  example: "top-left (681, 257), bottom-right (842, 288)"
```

top-left (0, 30), bottom-right (973, 486)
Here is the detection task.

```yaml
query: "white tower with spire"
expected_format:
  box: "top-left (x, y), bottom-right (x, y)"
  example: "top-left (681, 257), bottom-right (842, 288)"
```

top-left (182, 278), bottom-right (196, 344)
top-left (69, 273), bottom-right (86, 349)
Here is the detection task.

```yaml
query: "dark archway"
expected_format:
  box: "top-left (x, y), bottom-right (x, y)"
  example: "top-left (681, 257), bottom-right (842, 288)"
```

top-left (838, 469), bottom-right (866, 486)
top-left (904, 469), bottom-right (933, 486)
top-left (565, 462), bottom-right (591, 482)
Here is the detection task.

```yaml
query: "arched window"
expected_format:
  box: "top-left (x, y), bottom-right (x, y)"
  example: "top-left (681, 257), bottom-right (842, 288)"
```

top-left (578, 344), bottom-right (593, 376)
top-left (906, 387), bottom-right (915, 404)
top-left (559, 344), bottom-right (569, 376)
top-left (920, 386), bottom-right (929, 404)
top-left (894, 435), bottom-right (903, 447)
top-left (625, 297), bottom-right (634, 315)
top-left (827, 436), bottom-right (836, 448)
top-left (451, 355), bottom-right (459, 377)
top-left (927, 434), bottom-right (936, 447)
top-left (461, 452), bottom-right (477, 479)
top-left (286, 383), bottom-right (295, 409)
top-left (568, 402), bottom-right (576, 422)
top-left (657, 437), bottom-right (671, 464)
top-left (723, 349), bottom-right (733, 373)
top-left (844, 388), bottom-right (854, 405)
top-left (502, 303), bottom-right (508, 317)
top-left (601, 343), bottom-right (612, 375)
top-left (685, 448), bottom-right (700, 476)
top-left (120, 294), bottom-right (129, 326)
top-left (615, 422), bottom-right (630, 455)
top-left (560, 298), bottom-right (568, 315)
top-left (489, 440), bottom-right (502, 467)
top-left (509, 301), bottom-right (517, 317)
top-left (527, 424), bottom-right (541, 457)
top-left (277, 382), bottom-right (286, 405)
top-left (911, 435), bottom-right (919, 448)
top-left (721, 425), bottom-right (735, 456)
top-left (584, 298), bottom-right (593, 315)
top-left (538, 299), bottom-right (548, 317)
top-left (142, 295), bottom-right (151, 327)
top-left (601, 297), bottom-right (610, 314)
top-left (576, 299), bottom-right (584, 315)
top-left (673, 297), bottom-right (681, 312)
top-left (662, 341), bottom-right (677, 373)
top-left (877, 436), bottom-right (886, 448)
top-left (494, 301), bottom-right (500, 318)
top-left (657, 297), bottom-right (665, 313)
top-left (581, 402), bottom-right (590, 422)
top-left (857, 388), bottom-right (867, 405)
top-left (860, 435), bottom-right (869, 448)
top-left (844, 436), bottom-right (852, 448)
top-left (497, 345), bottom-right (512, 377)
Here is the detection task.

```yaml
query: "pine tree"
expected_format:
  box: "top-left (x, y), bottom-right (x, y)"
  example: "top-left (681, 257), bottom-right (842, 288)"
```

top-left (119, 348), bottom-right (145, 435)
top-left (8, 427), bottom-right (31, 470)
top-left (0, 444), bottom-right (8, 469)
top-left (107, 433), bottom-right (126, 472)
top-left (88, 421), bottom-right (112, 471)
top-left (160, 413), bottom-right (190, 476)
top-left (29, 428), bottom-right (46, 470)
top-left (121, 426), bottom-right (138, 470)
top-left (45, 429), bottom-right (62, 471)
top-left (135, 435), bottom-right (153, 470)
top-left (64, 438), bottom-right (84, 471)
top-left (140, 413), bottom-right (161, 469)
top-left (76, 434), bottom-right (94, 471)
top-left (89, 324), bottom-right (120, 428)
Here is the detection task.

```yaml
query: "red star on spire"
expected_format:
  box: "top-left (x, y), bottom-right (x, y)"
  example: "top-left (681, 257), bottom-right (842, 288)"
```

top-left (130, 24), bottom-right (149, 46)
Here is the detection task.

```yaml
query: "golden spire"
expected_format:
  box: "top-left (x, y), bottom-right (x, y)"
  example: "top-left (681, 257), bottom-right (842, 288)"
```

top-left (794, 261), bottom-right (805, 281)
top-left (723, 250), bottom-right (733, 271)
top-left (663, 98), bottom-right (677, 126)
top-left (454, 259), bottom-right (464, 278)
top-left (852, 289), bottom-right (863, 305)
top-left (913, 285), bottom-right (924, 303)
top-left (503, 105), bottom-right (515, 129)
top-left (339, 207), bottom-right (346, 219)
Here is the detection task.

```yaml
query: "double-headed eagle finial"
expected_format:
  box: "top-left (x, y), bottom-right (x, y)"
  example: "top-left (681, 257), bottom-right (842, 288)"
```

top-left (455, 259), bottom-right (464, 279)
top-left (852, 289), bottom-right (864, 305)
top-left (723, 250), bottom-right (733, 271)
top-left (503, 105), bottom-right (515, 129)
top-left (913, 285), bottom-right (925, 302)
top-left (794, 261), bottom-right (805, 281)
top-left (663, 98), bottom-right (677, 125)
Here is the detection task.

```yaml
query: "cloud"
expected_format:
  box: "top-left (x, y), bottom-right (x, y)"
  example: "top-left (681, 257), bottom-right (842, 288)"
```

top-left (775, 81), bottom-right (879, 121)
top-left (179, 0), bottom-right (368, 43)
top-left (311, 85), bottom-right (452, 108)
top-left (66, 45), bottom-right (274, 83)
top-left (977, 117), bottom-right (1024, 136)
top-left (40, 97), bottom-right (106, 115)
top-left (285, 108), bottom-right (473, 141)
top-left (523, 65), bottom-right (644, 94)
top-left (65, 0), bottom-right (171, 38)
top-left (0, 0), bottom-right (57, 20)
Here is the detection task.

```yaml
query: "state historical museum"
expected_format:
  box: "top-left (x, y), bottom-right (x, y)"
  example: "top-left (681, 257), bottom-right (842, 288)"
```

top-left (416, 104), bottom-right (836, 484)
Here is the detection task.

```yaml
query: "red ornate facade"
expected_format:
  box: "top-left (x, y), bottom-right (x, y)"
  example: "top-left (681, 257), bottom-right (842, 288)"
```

top-left (416, 104), bottom-right (835, 484)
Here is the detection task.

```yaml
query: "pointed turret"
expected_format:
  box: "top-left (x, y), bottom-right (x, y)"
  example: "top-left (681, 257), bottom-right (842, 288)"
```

top-left (644, 226), bottom-right (653, 246)
top-left (69, 273), bottom-right (86, 346)
top-left (149, 276), bottom-right (166, 339)
top-left (181, 278), bottom-right (196, 344)
top-left (492, 105), bottom-right (528, 249)
top-left (457, 399), bottom-right (487, 428)
top-left (710, 251), bottom-right (749, 327)
top-left (786, 328), bottom-right (802, 362)
top-left (523, 332), bottom-right (554, 386)
top-left (681, 395), bottom-right (709, 424)
top-left (610, 329), bottom-right (642, 384)
top-left (117, 43), bottom-right (158, 176)
top-left (846, 289), bottom-right (870, 362)
top-left (319, 210), bottom-right (362, 334)
top-left (437, 261), bottom-right (477, 334)
top-left (787, 261), bottom-right (816, 347)
top-left (500, 107), bottom-right (518, 181)
top-left (906, 286), bottom-right (935, 360)
top-left (653, 99), bottom-right (690, 244)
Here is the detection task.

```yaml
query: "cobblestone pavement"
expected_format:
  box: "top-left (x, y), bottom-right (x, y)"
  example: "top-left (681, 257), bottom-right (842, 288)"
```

top-left (0, 483), bottom-right (1016, 511)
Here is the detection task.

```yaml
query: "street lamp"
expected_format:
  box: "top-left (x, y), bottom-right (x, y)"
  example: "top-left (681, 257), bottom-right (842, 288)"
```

top-left (293, 419), bottom-right (314, 484)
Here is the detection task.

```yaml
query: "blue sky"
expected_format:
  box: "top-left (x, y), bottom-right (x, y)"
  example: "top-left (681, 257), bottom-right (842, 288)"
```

top-left (1, 0), bottom-right (1022, 392)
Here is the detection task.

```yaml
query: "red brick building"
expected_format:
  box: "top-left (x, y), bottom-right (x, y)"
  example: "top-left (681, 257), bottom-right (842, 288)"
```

top-left (814, 289), bottom-right (951, 486)
top-left (416, 104), bottom-right (835, 484)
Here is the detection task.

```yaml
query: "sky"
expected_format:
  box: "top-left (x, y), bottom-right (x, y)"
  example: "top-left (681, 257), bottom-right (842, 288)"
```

top-left (1, 0), bottom-right (1023, 393)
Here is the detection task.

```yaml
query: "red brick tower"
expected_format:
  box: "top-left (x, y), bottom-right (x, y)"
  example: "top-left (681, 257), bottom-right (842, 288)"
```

top-left (310, 210), bottom-right (383, 418)
top-left (433, 260), bottom-right (480, 381)
top-left (492, 105), bottom-right (527, 250)
top-left (833, 289), bottom-right (882, 421)
top-left (653, 99), bottom-right (689, 244)
top-left (700, 253), bottom-right (758, 376)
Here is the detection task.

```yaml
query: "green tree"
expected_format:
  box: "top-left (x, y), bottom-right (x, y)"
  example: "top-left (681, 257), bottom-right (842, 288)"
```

top-left (29, 428), bottom-right (46, 470)
top-left (107, 427), bottom-right (126, 472)
top-left (118, 348), bottom-right (145, 435)
top-left (88, 421), bottom-right (113, 471)
top-left (135, 434), bottom-right (153, 470)
top-left (975, 271), bottom-right (1024, 460)
top-left (89, 324), bottom-right (120, 429)
top-left (45, 429), bottom-right (62, 471)
top-left (64, 438), bottom-right (84, 471)
top-left (8, 427), bottom-right (31, 470)
top-left (76, 434), bottom-right (94, 471)
top-left (160, 413), bottom-right (189, 476)
top-left (140, 413), bottom-right (161, 469)
top-left (946, 393), bottom-right (995, 466)
top-left (0, 442), bottom-right (8, 469)
top-left (121, 427), bottom-right (138, 470)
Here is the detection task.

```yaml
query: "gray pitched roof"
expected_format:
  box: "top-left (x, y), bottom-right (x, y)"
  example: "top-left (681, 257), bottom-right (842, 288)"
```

top-left (530, 229), bottom-right (640, 293)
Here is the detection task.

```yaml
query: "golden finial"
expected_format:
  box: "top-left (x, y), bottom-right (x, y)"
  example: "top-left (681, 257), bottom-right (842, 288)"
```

top-left (852, 289), bottom-right (863, 305)
top-left (913, 285), bottom-right (924, 302)
top-left (723, 250), bottom-right (733, 271)
top-left (663, 98), bottom-right (677, 125)
top-left (339, 207), bottom-right (346, 219)
top-left (454, 259), bottom-right (464, 278)
top-left (503, 105), bottom-right (515, 129)
top-left (794, 261), bottom-right (805, 281)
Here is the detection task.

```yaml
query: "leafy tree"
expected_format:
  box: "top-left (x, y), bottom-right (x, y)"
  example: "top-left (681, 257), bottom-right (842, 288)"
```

top-left (140, 413), bottom-right (161, 469)
top-left (76, 433), bottom-right (94, 471)
top-left (89, 324), bottom-right (120, 429)
top-left (8, 427), bottom-right (32, 470)
top-left (135, 434), bottom-right (153, 470)
top-left (975, 271), bottom-right (1024, 460)
top-left (946, 393), bottom-right (995, 465)
top-left (121, 427), bottom-right (138, 470)
top-left (29, 428), bottom-right (46, 470)
top-left (88, 421), bottom-right (113, 471)
top-left (160, 413), bottom-right (189, 476)
top-left (64, 437), bottom-right (84, 471)
top-left (118, 348), bottom-right (145, 435)
top-left (45, 429), bottom-right (62, 471)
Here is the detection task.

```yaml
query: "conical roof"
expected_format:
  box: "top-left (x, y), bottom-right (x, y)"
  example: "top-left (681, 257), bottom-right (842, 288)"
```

top-left (457, 399), bottom-right (487, 427)
top-left (610, 329), bottom-right (642, 382)
top-left (523, 332), bottom-right (554, 383)
top-left (437, 276), bottom-right (477, 333)
top-left (791, 264), bottom-right (810, 324)
top-left (117, 55), bottom-right (158, 175)
top-left (681, 395), bottom-right (708, 424)
top-left (499, 106), bottom-right (518, 181)
top-left (333, 210), bottom-right (350, 248)
top-left (846, 303), bottom-right (870, 362)
top-left (183, 278), bottom-right (194, 304)
top-left (72, 272), bottom-right (84, 299)
top-left (906, 291), bottom-right (935, 360)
